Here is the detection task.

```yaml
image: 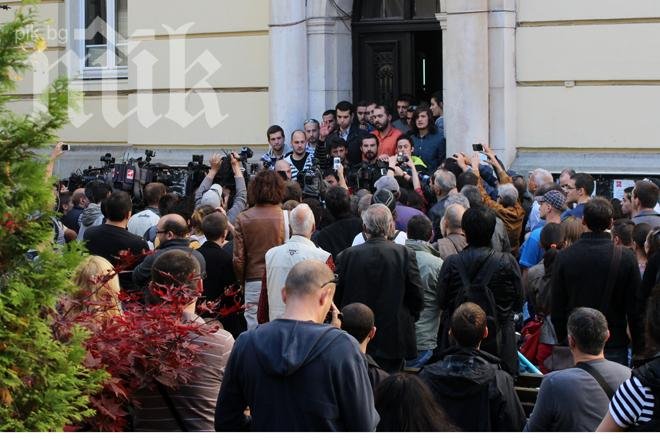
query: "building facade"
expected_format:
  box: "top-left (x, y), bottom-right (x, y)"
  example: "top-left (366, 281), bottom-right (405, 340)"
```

top-left (2, 0), bottom-right (658, 178)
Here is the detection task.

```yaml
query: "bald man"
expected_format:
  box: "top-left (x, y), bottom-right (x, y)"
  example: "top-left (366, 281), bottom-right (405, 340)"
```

top-left (283, 130), bottom-right (313, 181)
top-left (132, 213), bottom-right (207, 288)
top-left (215, 259), bottom-right (379, 432)
top-left (258, 204), bottom-right (333, 323)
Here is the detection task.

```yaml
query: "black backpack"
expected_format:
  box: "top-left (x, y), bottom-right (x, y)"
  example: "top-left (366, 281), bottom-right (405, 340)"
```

top-left (454, 251), bottom-right (501, 353)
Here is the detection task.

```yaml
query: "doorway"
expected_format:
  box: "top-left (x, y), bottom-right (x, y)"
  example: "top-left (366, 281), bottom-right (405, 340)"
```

top-left (352, 0), bottom-right (442, 105)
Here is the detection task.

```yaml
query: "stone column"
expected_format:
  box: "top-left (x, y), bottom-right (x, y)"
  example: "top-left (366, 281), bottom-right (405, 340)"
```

top-left (440, 0), bottom-right (490, 157)
top-left (488, 0), bottom-right (517, 166)
top-left (306, 0), bottom-right (353, 119)
top-left (270, 0), bottom-right (308, 133)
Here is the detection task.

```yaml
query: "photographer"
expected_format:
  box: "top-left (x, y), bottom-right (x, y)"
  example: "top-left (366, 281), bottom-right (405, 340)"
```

top-left (346, 135), bottom-right (389, 193)
top-left (385, 135), bottom-right (429, 207)
top-left (194, 152), bottom-right (247, 225)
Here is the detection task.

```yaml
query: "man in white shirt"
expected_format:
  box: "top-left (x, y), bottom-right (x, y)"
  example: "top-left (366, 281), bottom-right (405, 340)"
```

top-left (127, 182), bottom-right (166, 238)
top-left (261, 204), bottom-right (332, 321)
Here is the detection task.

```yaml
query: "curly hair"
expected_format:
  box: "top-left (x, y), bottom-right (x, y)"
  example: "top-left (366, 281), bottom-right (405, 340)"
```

top-left (248, 170), bottom-right (286, 206)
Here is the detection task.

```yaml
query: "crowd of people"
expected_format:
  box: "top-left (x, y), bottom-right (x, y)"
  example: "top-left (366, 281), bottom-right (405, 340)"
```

top-left (50, 94), bottom-right (660, 432)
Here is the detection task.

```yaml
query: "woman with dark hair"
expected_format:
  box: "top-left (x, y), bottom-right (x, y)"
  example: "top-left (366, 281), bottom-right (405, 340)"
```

top-left (598, 284), bottom-right (660, 431)
top-left (520, 223), bottom-right (563, 372)
top-left (374, 373), bottom-right (457, 432)
top-left (409, 105), bottom-right (445, 173)
top-left (233, 170), bottom-right (288, 329)
top-left (640, 227), bottom-right (660, 312)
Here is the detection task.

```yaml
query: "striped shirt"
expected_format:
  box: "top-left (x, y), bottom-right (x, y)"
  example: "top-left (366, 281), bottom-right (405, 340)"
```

top-left (284, 152), bottom-right (314, 181)
top-left (132, 315), bottom-right (234, 431)
top-left (609, 376), bottom-right (656, 428)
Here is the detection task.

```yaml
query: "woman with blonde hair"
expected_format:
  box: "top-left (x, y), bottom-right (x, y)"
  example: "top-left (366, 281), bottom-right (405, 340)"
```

top-left (560, 216), bottom-right (585, 247)
top-left (65, 255), bottom-right (123, 322)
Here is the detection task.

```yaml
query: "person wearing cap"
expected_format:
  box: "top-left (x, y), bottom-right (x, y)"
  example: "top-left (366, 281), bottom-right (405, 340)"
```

top-left (519, 189), bottom-right (567, 272)
top-left (373, 175), bottom-right (425, 232)
top-left (335, 204), bottom-right (424, 373)
top-left (351, 189), bottom-right (408, 246)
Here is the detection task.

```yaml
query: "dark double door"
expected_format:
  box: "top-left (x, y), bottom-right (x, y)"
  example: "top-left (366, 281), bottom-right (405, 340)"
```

top-left (353, 29), bottom-right (442, 105)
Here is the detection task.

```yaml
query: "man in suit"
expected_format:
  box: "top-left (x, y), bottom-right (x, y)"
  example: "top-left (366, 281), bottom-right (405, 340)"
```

top-left (335, 203), bottom-right (424, 373)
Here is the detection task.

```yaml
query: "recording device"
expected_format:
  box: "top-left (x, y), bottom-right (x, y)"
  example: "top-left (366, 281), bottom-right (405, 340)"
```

top-left (297, 157), bottom-right (327, 199)
top-left (61, 143), bottom-right (69, 151)
top-left (396, 151), bottom-right (409, 165)
top-left (472, 144), bottom-right (484, 152)
top-left (239, 146), bottom-right (253, 163)
top-left (333, 157), bottom-right (341, 172)
top-left (355, 160), bottom-right (388, 192)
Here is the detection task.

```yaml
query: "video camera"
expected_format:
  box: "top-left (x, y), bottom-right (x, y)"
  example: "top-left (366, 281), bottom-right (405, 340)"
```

top-left (297, 157), bottom-right (327, 200)
top-left (354, 160), bottom-right (388, 192)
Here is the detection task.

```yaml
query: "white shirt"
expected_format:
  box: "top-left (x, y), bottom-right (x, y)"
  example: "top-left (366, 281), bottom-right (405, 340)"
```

top-left (264, 236), bottom-right (331, 321)
top-left (127, 208), bottom-right (160, 238)
top-left (352, 231), bottom-right (408, 247)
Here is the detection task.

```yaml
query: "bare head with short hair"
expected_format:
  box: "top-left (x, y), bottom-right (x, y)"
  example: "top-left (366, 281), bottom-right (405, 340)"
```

top-left (497, 183), bottom-right (519, 208)
top-left (433, 169), bottom-right (457, 196)
top-left (341, 303), bottom-right (375, 344)
top-left (282, 260), bottom-right (336, 324)
top-left (450, 303), bottom-right (487, 348)
top-left (567, 307), bottom-right (609, 356)
top-left (362, 203), bottom-right (393, 238)
top-left (529, 168), bottom-right (553, 192)
top-left (144, 182), bottom-right (167, 207)
top-left (443, 203), bottom-right (466, 233)
top-left (290, 203), bottom-right (316, 237)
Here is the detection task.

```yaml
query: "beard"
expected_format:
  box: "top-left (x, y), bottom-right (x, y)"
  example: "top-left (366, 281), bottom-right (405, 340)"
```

top-left (364, 150), bottom-right (377, 161)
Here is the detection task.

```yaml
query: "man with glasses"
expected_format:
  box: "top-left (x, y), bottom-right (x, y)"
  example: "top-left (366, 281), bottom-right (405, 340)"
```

top-left (215, 259), bottom-right (379, 432)
top-left (519, 190), bottom-right (566, 272)
top-left (561, 172), bottom-right (594, 220)
top-left (132, 213), bottom-right (206, 289)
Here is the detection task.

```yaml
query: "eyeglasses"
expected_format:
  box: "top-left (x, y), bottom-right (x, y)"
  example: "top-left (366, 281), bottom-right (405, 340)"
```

top-left (319, 274), bottom-right (339, 289)
top-left (156, 229), bottom-right (168, 234)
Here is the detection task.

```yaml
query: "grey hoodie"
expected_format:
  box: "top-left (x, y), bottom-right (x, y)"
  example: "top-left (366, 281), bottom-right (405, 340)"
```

top-left (77, 203), bottom-right (104, 240)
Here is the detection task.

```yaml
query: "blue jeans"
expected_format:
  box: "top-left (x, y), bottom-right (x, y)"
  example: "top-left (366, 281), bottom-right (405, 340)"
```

top-left (405, 349), bottom-right (434, 369)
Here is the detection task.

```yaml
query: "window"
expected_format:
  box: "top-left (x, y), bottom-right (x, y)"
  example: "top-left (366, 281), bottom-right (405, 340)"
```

top-left (358, 0), bottom-right (440, 21)
top-left (77, 0), bottom-right (127, 78)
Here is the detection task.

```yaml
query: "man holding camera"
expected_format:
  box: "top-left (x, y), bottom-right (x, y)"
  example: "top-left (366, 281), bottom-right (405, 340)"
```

top-left (346, 135), bottom-right (389, 193)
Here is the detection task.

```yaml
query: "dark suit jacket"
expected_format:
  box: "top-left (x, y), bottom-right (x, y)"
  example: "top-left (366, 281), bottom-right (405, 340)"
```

top-left (330, 124), bottom-right (371, 166)
top-left (551, 232), bottom-right (643, 353)
top-left (335, 237), bottom-right (424, 361)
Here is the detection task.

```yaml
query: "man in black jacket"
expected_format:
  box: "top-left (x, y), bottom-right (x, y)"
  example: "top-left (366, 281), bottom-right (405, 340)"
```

top-left (335, 203), bottom-right (424, 373)
top-left (552, 197), bottom-right (643, 365)
top-left (214, 260), bottom-right (379, 432)
top-left (132, 214), bottom-right (206, 290)
top-left (321, 100), bottom-right (371, 166)
top-left (420, 302), bottom-right (526, 432)
top-left (312, 186), bottom-right (363, 259)
top-left (197, 211), bottom-right (244, 338)
top-left (340, 302), bottom-right (389, 391)
top-left (435, 206), bottom-right (523, 375)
